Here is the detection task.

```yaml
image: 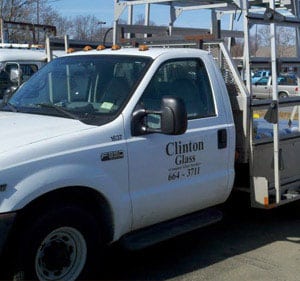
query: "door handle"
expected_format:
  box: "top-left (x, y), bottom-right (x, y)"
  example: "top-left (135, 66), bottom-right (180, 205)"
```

top-left (218, 129), bottom-right (227, 149)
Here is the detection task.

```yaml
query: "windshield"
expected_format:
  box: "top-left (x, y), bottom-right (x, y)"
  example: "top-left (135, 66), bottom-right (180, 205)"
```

top-left (3, 55), bottom-right (152, 125)
top-left (253, 71), bottom-right (264, 78)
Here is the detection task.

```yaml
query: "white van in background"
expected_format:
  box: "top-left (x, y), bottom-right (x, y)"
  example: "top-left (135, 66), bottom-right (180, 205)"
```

top-left (0, 44), bottom-right (64, 101)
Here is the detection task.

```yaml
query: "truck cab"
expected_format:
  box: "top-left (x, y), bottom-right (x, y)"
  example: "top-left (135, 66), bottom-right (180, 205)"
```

top-left (252, 74), bottom-right (299, 99)
top-left (251, 70), bottom-right (271, 84)
top-left (0, 47), bottom-right (235, 280)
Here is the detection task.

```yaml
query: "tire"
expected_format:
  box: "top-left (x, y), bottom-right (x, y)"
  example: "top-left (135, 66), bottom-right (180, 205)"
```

top-left (11, 205), bottom-right (102, 281)
top-left (279, 92), bottom-right (288, 99)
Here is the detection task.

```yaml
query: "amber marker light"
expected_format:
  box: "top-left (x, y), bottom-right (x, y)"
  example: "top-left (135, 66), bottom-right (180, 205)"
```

top-left (96, 45), bottom-right (106, 51)
top-left (67, 48), bottom-right (75, 53)
top-left (83, 45), bottom-right (93, 51)
top-left (139, 45), bottom-right (149, 51)
top-left (111, 45), bottom-right (121, 50)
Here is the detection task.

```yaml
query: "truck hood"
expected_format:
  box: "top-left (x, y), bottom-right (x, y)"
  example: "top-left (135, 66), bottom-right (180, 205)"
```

top-left (0, 112), bottom-right (92, 154)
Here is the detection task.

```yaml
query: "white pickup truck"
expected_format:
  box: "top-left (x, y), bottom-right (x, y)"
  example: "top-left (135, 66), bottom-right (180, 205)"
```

top-left (0, 46), bottom-right (64, 102)
top-left (0, 46), bottom-right (299, 281)
top-left (252, 75), bottom-right (299, 99)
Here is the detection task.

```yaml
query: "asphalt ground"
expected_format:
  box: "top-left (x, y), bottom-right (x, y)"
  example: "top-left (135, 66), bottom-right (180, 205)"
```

top-left (96, 198), bottom-right (300, 281)
top-left (1, 195), bottom-right (298, 280)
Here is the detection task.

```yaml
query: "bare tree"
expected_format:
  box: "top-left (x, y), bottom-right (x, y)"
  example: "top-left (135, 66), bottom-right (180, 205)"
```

top-left (0, 0), bottom-right (32, 21)
top-left (0, 0), bottom-right (37, 42)
top-left (230, 39), bottom-right (244, 57)
top-left (70, 15), bottom-right (103, 42)
top-left (250, 24), bottom-right (296, 57)
top-left (134, 13), bottom-right (155, 26)
top-left (0, 0), bottom-right (62, 42)
top-left (277, 26), bottom-right (296, 57)
top-left (0, 0), bottom-right (108, 43)
top-left (55, 16), bottom-right (73, 38)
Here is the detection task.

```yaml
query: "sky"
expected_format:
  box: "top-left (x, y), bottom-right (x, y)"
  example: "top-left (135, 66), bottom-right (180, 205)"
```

top-left (50, 0), bottom-right (115, 26)
top-left (49, 0), bottom-right (241, 30)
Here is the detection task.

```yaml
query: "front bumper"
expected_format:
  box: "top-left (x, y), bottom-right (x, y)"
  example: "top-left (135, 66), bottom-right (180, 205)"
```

top-left (0, 212), bottom-right (16, 256)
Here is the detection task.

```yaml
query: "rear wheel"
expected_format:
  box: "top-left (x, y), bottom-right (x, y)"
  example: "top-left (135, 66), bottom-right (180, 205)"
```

top-left (279, 92), bottom-right (288, 99)
top-left (12, 205), bottom-right (102, 281)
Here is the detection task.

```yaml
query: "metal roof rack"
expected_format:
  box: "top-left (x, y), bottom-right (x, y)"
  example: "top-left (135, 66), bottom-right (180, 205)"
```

top-left (114, 0), bottom-right (300, 208)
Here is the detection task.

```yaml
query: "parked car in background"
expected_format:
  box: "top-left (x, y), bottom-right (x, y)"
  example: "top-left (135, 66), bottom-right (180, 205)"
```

top-left (252, 74), bottom-right (299, 99)
top-left (251, 69), bottom-right (271, 83)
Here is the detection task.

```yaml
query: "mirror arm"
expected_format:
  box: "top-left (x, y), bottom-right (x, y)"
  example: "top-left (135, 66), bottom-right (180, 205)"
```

top-left (131, 108), bottom-right (148, 136)
top-left (132, 108), bottom-right (162, 136)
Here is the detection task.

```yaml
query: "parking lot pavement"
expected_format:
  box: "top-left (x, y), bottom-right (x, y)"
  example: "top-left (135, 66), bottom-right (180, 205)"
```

top-left (96, 200), bottom-right (300, 281)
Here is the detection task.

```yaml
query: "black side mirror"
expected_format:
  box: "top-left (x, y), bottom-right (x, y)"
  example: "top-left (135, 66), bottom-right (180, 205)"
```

top-left (132, 96), bottom-right (187, 136)
top-left (161, 96), bottom-right (187, 135)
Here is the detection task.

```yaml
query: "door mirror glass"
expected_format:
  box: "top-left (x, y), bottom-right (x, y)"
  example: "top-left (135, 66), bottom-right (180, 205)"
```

top-left (5, 63), bottom-right (22, 85)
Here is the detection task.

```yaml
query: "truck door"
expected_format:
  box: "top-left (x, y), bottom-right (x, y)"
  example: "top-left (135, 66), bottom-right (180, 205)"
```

top-left (127, 58), bottom-right (234, 230)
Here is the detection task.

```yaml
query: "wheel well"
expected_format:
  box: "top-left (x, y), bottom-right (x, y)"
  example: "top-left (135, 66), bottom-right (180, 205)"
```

top-left (15, 186), bottom-right (114, 244)
top-left (279, 91), bottom-right (288, 96)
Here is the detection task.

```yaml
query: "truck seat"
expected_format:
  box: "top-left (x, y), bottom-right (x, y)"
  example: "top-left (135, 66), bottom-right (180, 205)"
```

top-left (99, 77), bottom-right (130, 109)
top-left (170, 78), bottom-right (205, 118)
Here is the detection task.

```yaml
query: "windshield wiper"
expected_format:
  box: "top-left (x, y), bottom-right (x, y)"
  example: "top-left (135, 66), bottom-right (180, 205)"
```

top-left (36, 103), bottom-right (79, 120)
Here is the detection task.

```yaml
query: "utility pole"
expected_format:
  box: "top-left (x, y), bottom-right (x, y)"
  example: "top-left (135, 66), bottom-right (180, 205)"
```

top-left (0, 18), bottom-right (3, 43)
top-left (37, 0), bottom-right (40, 43)
top-left (98, 21), bottom-right (106, 41)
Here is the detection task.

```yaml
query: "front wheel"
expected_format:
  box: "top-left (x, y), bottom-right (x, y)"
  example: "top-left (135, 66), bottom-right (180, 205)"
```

top-left (12, 205), bottom-right (102, 281)
top-left (35, 226), bottom-right (87, 281)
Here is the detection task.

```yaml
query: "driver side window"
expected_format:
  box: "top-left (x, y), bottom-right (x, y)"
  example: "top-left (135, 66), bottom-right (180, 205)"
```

top-left (139, 58), bottom-right (216, 120)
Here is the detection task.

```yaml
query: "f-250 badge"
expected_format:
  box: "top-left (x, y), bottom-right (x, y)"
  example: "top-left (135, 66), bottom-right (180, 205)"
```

top-left (101, 150), bottom-right (124, 161)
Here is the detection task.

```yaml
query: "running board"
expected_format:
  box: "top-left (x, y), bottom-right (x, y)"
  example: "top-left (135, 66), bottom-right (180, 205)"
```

top-left (120, 208), bottom-right (222, 250)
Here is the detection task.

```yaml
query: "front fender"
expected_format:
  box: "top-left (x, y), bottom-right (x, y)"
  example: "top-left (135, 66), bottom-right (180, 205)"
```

top-left (0, 163), bottom-right (132, 240)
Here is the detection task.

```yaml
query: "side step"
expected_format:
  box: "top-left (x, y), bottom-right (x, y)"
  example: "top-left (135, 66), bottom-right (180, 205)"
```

top-left (120, 208), bottom-right (222, 250)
